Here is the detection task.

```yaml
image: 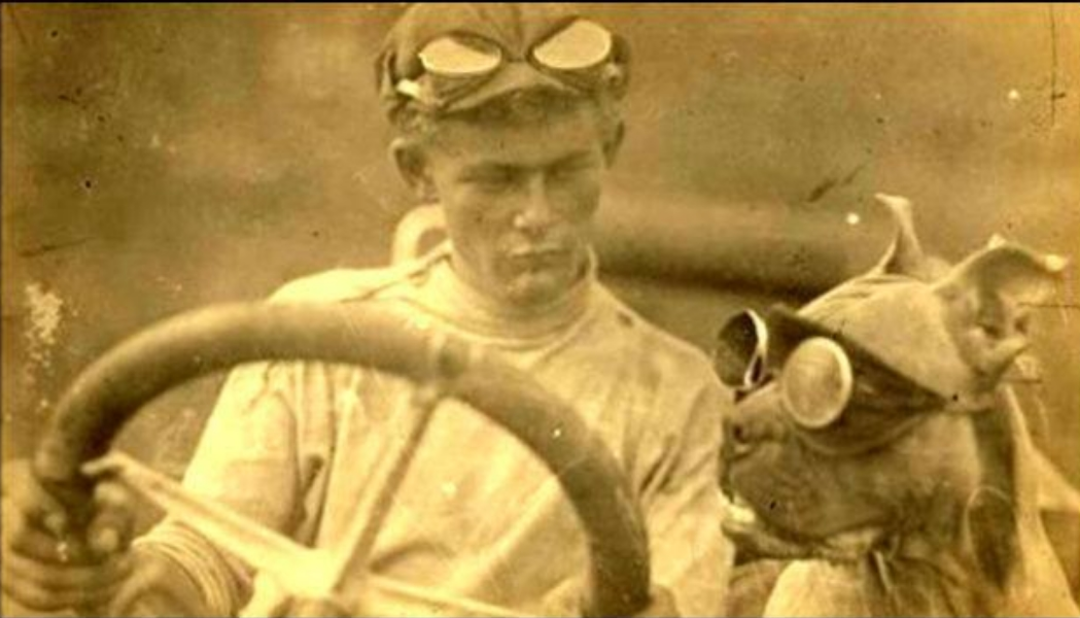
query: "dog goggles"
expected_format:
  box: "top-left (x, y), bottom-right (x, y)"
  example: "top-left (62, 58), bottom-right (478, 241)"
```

top-left (715, 308), bottom-right (946, 434)
top-left (391, 19), bottom-right (628, 110)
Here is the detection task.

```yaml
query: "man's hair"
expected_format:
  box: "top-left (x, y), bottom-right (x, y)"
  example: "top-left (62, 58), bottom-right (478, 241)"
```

top-left (391, 88), bottom-right (623, 150)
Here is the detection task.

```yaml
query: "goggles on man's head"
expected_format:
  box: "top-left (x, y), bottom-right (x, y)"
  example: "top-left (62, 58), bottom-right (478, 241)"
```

top-left (385, 19), bottom-right (629, 113)
top-left (715, 306), bottom-right (956, 455)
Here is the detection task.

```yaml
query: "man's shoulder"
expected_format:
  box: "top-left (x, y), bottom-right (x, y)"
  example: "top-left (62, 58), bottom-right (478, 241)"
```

top-left (267, 258), bottom-right (431, 304)
top-left (594, 286), bottom-right (715, 378)
top-left (591, 286), bottom-right (732, 420)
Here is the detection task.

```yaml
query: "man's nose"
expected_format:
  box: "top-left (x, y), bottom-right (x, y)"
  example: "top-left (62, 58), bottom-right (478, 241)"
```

top-left (512, 175), bottom-right (555, 234)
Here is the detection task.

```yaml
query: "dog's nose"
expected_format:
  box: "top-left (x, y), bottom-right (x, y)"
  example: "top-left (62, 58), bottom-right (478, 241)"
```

top-left (722, 417), bottom-right (756, 460)
top-left (722, 411), bottom-right (786, 461)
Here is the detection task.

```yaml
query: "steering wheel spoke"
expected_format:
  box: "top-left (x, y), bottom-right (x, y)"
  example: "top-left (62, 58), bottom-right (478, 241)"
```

top-left (328, 373), bottom-right (445, 596)
top-left (84, 451), bottom-right (339, 599)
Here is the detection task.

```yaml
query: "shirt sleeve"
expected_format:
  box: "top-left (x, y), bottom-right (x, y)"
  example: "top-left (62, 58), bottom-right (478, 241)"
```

top-left (135, 360), bottom-right (327, 615)
top-left (638, 375), bottom-right (736, 617)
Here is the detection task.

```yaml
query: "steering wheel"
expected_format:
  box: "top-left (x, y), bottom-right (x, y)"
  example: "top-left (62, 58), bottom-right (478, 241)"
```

top-left (31, 302), bottom-right (651, 617)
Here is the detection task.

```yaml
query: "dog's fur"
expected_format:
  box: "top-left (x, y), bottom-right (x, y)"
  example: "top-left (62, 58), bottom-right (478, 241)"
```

top-left (715, 196), bottom-right (1078, 617)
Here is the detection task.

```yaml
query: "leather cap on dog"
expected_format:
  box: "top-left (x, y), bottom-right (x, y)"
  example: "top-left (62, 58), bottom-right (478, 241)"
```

top-left (791, 195), bottom-right (1067, 408)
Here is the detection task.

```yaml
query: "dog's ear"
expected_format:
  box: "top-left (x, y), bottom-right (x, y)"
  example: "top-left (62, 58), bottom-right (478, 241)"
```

top-left (933, 242), bottom-right (1067, 388)
top-left (871, 193), bottom-right (936, 279)
top-left (870, 193), bottom-right (958, 281)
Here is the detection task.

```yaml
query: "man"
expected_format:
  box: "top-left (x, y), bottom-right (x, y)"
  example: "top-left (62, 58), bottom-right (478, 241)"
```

top-left (2, 4), bottom-right (733, 616)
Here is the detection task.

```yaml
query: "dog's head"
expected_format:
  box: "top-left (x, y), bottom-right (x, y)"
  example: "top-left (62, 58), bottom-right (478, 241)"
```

top-left (715, 195), bottom-right (1067, 602)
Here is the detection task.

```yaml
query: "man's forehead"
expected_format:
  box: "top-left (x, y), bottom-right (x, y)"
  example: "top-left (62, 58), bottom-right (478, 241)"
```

top-left (431, 127), bottom-right (602, 169)
top-left (427, 104), bottom-right (604, 160)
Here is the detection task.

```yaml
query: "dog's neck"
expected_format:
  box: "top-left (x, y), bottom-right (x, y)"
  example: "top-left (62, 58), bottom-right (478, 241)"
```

top-left (847, 407), bottom-right (1017, 617)
top-left (854, 540), bottom-right (999, 617)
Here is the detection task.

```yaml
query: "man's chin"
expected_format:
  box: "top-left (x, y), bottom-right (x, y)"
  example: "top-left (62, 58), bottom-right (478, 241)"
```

top-left (502, 271), bottom-right (575, 308)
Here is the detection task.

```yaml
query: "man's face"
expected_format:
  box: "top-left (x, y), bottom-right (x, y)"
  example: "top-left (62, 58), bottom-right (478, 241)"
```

top-left (419, 102), bottom-right (611, 308)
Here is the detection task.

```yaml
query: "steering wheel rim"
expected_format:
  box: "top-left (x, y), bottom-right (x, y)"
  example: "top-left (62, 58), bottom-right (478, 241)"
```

top-left (32, 301), bottom-right (651, 617)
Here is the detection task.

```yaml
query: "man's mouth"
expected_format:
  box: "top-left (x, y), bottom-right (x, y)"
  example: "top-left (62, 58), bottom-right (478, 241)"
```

top-left (507, 245), bottom-right (568, 258)
top-left (505, 245), bottom-right (571, 268)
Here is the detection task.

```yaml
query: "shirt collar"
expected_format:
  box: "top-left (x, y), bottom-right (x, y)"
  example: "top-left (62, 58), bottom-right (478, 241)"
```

top-left (414, 242), bottom-right (597, 343)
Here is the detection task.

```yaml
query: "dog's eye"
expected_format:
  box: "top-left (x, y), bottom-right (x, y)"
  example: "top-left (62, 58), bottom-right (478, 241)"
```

top-left (780, 337), bottom-right (853, 429)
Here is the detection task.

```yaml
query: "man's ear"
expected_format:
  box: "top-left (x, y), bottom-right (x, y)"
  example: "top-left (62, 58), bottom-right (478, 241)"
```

top-left (601, 121), bottom-right (625, 166)
top-left (934, 241), bottom-right (1068, 385)
top-left (391, 137), bottom-right (437, 202)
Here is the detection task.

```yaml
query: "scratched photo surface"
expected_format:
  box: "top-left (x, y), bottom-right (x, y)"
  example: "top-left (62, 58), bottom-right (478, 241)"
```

top-left (2, 4), bottom-right (1078, 617)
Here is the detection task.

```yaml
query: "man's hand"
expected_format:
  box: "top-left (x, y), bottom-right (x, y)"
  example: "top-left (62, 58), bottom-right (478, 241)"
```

top-left (1, 459), bottom-right (210, 617)
top-left (2, 459), bottom-right (136, 613)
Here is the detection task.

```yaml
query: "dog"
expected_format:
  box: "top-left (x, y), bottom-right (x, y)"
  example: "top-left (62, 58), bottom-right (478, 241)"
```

top-left (714, 194), bottom-right (1078, 617)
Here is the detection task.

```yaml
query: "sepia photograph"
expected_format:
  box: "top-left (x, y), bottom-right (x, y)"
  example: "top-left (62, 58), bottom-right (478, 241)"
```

top-left (2, 3), bottom-right (1078, 617)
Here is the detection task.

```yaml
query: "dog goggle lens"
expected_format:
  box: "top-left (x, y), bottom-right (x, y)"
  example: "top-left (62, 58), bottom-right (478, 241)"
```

top-left (780, 337), bottom-right (853, 429)
top-left (416, 19), bottom-right (614, 78)
top-left (715, 310), bottom-right (853, 428)
top-left (713, 310), bottom-right (769, 394)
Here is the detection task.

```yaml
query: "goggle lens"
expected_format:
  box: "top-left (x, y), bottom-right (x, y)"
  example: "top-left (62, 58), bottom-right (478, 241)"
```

top-left (714, 310), bottom-right (769, 393)
top-left (418, 36), bottom-right (503, 77)
top-left (531, 20), bottom-right (614, 71)
top-left (780, 337), bottom-right (853, 429)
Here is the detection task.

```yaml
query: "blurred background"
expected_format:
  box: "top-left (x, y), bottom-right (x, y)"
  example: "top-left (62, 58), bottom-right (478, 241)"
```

top-left (3, 3), bottom-right (1078, 615)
